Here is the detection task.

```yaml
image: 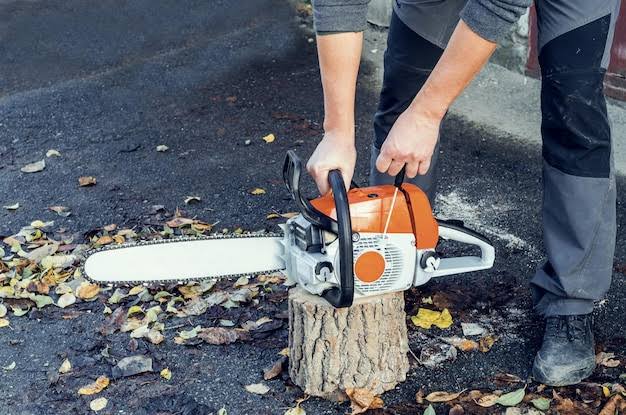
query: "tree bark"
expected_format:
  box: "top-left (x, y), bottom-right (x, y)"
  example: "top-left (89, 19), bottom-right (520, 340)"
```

top-left (288, 287), bottom-right (409, 401)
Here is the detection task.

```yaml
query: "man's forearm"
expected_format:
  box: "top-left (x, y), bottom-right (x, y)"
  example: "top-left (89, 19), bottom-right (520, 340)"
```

top-left (408, 20), bottom-right (497, 120)
top-left (316, 32), bottom-right (363, 137)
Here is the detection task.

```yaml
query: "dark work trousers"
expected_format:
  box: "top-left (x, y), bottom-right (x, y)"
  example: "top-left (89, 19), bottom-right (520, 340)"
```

top-left (371, 2), bottom-right (620, 317)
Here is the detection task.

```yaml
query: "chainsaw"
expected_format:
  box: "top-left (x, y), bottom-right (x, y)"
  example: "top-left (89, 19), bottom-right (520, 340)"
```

top-left (84, 151), bottom-right (495, 307)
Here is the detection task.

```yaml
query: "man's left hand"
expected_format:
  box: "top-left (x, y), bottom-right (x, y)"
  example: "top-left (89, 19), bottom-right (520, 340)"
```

top-left (375, 107), bottom-right (442, 179)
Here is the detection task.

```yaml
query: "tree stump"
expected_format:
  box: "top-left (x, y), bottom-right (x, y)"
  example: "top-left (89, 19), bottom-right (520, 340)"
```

top-left (288, 287), bottom-right (409, 401)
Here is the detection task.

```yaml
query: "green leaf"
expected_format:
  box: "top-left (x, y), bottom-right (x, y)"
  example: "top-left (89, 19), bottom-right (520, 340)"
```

top-left (531, 397), bottom-right (551, 411)
top-left (423, 404), bottom-right (436, 415)
top-left (496, 387), bottom-right (525, 407)
top-left (217, 408), bottom-right (227, 415)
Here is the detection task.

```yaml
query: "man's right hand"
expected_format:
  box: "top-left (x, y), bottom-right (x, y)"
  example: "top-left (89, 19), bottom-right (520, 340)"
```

top-left (306, 131), bottom-right (356, 195)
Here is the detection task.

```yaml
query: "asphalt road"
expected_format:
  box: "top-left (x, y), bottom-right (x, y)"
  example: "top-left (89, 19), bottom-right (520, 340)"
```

top-left (0, 1), bottom-right (624, 414)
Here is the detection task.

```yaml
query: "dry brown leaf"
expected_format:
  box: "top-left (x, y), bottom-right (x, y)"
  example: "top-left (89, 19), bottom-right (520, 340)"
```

top-left (478, 335), bottom-right (496, 352)
top-left (475, 394), bottom-right (499, 408)
top-left (95, 235), bottom-right (113, 246)
top-left (599, 395), bottom-right (626, 415)
top-left (596, 352), bottom-right (621, 368)
top-left (198, 327), bottom-right (249, 345)
top-left (415, 389), bottom-right (424, 404)
top-left (166, 217), bottom-right (195, 228)
top-left (425, 390), bottom-right (464, 403)
top-left (263, 356), bottom-right (286, 380)
top-left (76, 283), bottom-right (100, 300)
top-left (345, 388), bottom-right (384, 415)
top-left (78, 375), bottom-right (109, 395)
top-left (78, 176), bottom-right (97, 187)
top-left (449, 404), bottom-right (465, 415)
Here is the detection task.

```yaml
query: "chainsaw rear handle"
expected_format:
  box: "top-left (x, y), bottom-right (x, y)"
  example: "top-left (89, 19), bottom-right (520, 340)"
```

top-left (431, 220), bottom-right (495, 278)
top-left (283, 151), bottom-right (354, 308)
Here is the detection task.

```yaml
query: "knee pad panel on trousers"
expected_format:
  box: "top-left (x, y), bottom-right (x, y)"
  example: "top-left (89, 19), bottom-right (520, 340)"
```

top-left (539, 15), bottom-right (611, 178)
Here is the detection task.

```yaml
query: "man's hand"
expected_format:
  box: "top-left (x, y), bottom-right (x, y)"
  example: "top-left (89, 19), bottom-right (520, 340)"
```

top-left (307, 131), bottom-right (357, 195)
top-left (376, 108), bottom-right (441, 178)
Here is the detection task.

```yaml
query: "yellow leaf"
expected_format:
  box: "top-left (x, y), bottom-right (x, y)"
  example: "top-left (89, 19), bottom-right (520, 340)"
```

top-left (59, 358), bottom-right (72, 374)
top-left (266, 213), bottom-right (280, 219)
top-left (78, 176), bottom-right (97, 187)
top-left (0, 318), bottom-right (9, 328)
top-left (278, 347), bottom-right (290, 357)
top-left (250, 188), bottom-right (266, 195)
top-left (127, 305), bottom-right (143, 317)
top-left (30, 220), bottom-right (47, 228)
top-left (262, 133), bottom-right (276, 143)
top-left (78, 375), bottom-right (109, 395)
top-left (603, 385), bottom-right (611, 398)
top-left (479, 335), bottom-right (497, 353)
top-left (76, 283), bottom-right (100, 300)
top-left (128, 285), bottom-right (145, 296)
top-left (160, 368), bottom-right (172, 380)
top-left (410, 308), bottom-right (453, 329)
top-left (89, 397), bottom-right (108, 412)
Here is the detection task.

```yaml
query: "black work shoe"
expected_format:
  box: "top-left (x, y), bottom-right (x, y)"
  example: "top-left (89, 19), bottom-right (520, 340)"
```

top-left (532, 314), bottom-right (595, 386)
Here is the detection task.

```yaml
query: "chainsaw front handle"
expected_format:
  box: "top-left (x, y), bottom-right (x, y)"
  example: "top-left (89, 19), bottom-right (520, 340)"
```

top-left (431, 220), bottom-right (495, 278)
top-left (283, 151), bottom-right (354, 308)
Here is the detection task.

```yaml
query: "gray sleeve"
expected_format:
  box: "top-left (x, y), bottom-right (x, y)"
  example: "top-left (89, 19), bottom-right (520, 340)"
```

top-left (311, 0), bottom-right (372, 33)
top-left (459, 0), bottom-right (531, 43)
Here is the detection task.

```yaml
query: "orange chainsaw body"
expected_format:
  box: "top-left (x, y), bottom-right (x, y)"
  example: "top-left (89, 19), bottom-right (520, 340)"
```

top-left (310, 183), bottom-right (439, 249)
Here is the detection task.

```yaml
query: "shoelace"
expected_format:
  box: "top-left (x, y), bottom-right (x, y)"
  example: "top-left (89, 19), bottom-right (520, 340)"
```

top-left (545, 316), bottom-right (589, 342)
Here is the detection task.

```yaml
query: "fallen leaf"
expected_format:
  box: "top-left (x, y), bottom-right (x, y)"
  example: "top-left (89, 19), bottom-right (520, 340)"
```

top-left (198, 327), bottom-right (249, 345)
top-left (57, 293), bottom-right (76, 308)
top-left (90, 397), bottom-right (107, 412)
top-left (95, 235), bottom-right (113, 246)
top-left (266, 213), bottom-right (280, 219)
top-left (479, 335), bottom-right (496, 352)
top-left (99, 307), bottom-right (126, 335)
top-left (449, 404), bottom-right (464, 415)
top-left (346, 388), bottom-right (384, 415)
top-left (2, 361), bottom-right (16, 370)
top-left (263, 356), bottom-right (287, 380)
top-left (599, 394), bottom-right (626, 415)
top-left (184, 196), bottom-right (201, 204)
top-left (441, 337), bottom-right (478, 352)
top-left (156, 145), bottom-right (169, 152)
top-left (78, 375), bottom-right (110, 395)
top-left (48, 205), bottom-right (71, 217)
top-left (179, 325), bottom-right (202, 340)
top-left (475, 394), bottom-right (499, 408)
top-left (78, 176), bottom-right (97, 187)
top-left (279, 348), bottom-right (289, 357)
top-left (3, 203), bottom-right (19, 211)
top-left (496, 387), bottom-right (525, 407)
top-left (262, 133), bottom-right (276, 143)
top-left (245, 383), bottom-right (270, 395)
top-left (411, 308), bottom-right (453, 329)
top-left (160, 367), bottom-right (172, 380)
top-left (76, 283), bottom-right (100, 299)
top-left (531, 397), bottom-right (551, 411)
top-left (461, 322), bottom-right (486, 336)
top-left (596, 352), bottom-right (621, 368)
top-left (423, 405), bottom-right (436, 415)
top-left (128, 285), bottom-right (145, 296)
top-left (425, 390), bottom-right (464, 403)
top-left (166, 217), bottom-right (194, 228)
top-left (11, 306), bottom-right (28, 317)
top-left (233, 276), bottom-right (249, 287)
top-left (21, 159), bottom-right (46, 173)
top-left (46, 149), bottom-right (61, 157)
top-left (0, 305), bottom-right (6, 318)
top-left (250, 188), bottom-right (266, 195)
top-left (284, 405), bottom-right (306, 415)
top-left (59, 358), bottom-right (72, 374)
top-left (113, 355), bottom-right (153, 378)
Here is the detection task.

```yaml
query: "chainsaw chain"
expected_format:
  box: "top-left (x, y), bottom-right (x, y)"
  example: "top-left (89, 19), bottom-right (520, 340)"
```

top-left (80, 232), bottom-right (285, 288)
